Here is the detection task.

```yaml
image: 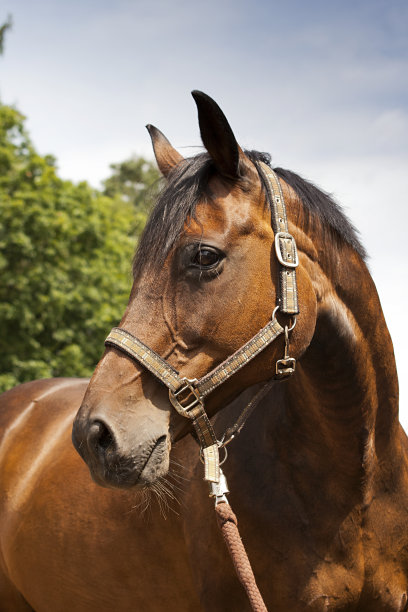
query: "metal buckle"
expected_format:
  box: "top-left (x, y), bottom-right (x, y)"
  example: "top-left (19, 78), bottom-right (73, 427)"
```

top-left (169, 378), bottom-right (202, 418)
top-left (274, 232), bottom-right (298, 268)
top-left (275, 357), bottom-right (296, 378)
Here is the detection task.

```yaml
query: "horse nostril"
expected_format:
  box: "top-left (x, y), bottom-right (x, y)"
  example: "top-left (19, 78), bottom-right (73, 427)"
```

top-left (87, 420), bottom-right (115, 455)
top-left (155, 435), bottom-right (167, 450)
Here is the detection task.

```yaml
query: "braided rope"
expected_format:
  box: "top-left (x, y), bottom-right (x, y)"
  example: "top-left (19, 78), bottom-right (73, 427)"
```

top-left (215, 502), bottom-right (268, 612)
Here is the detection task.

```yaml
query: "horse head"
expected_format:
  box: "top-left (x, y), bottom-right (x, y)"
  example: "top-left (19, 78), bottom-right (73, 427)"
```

top-left (72, 91), bottom-right (317, 489)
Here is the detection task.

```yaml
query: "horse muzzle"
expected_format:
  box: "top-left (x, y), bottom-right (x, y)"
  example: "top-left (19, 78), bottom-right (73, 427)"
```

top-left (72, 405), bottom-right (171, 489)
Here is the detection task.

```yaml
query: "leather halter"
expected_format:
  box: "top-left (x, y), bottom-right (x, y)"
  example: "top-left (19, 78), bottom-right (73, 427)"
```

top-left (105, 163), bottom-right (299, 495)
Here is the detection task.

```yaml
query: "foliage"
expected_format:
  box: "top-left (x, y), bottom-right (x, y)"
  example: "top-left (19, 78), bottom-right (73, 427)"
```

top-left (0, 104), bottom-right (148, 391)
top-left (103, 156), bottom-right (161, 225)
top-left (0, 16), bottom-right (12, 55)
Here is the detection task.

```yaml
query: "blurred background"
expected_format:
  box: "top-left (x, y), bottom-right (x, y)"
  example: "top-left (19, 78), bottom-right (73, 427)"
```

top-left (1, 0), bottom-right (407, 427)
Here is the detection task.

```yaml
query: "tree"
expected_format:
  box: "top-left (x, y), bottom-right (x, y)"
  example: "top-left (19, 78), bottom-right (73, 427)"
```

top-left (103, 156), bottom-right (161, 230)
top-left (0, 16), bottom-right (12, 55)
top-left (0, 104), bottom-right (140, 391)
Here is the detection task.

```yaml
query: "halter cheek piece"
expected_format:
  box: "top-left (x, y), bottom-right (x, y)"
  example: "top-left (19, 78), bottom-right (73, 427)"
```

top-left (105, 163), bottom-right (299, 502)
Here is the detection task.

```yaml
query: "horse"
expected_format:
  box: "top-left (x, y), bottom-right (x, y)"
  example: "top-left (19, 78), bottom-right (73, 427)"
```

top-left (0, 90), bottom-right (407, 611)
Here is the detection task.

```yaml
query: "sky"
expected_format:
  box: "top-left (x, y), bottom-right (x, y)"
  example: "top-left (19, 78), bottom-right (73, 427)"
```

top-left (1, 0), bottom-right (408, 427)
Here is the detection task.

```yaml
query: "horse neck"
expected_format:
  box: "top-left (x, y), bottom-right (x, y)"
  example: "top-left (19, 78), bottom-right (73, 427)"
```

top-left (278, 237), bottom-right (400, 503)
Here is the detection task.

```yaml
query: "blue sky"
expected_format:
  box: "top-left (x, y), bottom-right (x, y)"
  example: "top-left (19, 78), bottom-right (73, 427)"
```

top-left (1, 0), bottom-right (408, 425)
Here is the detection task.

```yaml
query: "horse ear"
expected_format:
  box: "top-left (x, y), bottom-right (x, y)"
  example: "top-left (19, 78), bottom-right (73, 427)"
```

top-left (146, 124), bottom-right (184, 177)
top-left (191, 90), bottom-right (249, 180)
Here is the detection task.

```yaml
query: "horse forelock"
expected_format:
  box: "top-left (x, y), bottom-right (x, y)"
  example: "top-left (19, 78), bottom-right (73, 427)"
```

top-left (132, 149), bottom-right (366, 280)
top-left (132, 152), bottom-right (213, 279)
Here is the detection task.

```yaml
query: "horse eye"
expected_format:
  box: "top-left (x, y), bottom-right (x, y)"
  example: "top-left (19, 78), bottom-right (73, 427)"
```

top-left (192, 247), bottom-right (221, 269)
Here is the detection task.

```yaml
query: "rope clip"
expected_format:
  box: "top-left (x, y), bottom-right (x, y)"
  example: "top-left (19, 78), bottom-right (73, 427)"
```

top-left (209, 468), bottom-right (230, 506)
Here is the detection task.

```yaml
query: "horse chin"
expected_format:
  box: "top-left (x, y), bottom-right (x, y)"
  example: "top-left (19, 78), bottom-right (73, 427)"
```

top-left (87, 435), bottom-right (171, 490)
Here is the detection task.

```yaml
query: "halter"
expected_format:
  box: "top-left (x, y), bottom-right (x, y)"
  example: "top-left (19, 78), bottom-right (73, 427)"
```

top-left (104, 162), bottom-right (299, 498)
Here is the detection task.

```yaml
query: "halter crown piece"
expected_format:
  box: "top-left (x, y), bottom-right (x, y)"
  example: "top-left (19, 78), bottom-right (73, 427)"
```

top-left (104, 163), bottom-right (299, 500)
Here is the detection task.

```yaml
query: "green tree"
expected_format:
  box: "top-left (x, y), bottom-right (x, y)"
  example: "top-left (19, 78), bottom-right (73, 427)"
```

top-left (0, 16), bottom-right (12, 55)
top-left (103, 156), bottom-right (161, 234)
top-left (0, 104), bottom-right (139, 391)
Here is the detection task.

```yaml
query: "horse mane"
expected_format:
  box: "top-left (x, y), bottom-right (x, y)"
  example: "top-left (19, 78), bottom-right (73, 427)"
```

top-left (247, 150), bottom-right (366, 260)
top-left (133, 150), bottom-right (366, 277)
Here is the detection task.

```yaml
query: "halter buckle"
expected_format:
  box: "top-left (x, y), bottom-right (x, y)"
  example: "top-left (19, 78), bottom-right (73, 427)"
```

top-left (275, 232), bottom-right (298, 268)
top-left (169, 378), bottom-right (203, 418)
top-left (275, 357), bottom-right (296, 378)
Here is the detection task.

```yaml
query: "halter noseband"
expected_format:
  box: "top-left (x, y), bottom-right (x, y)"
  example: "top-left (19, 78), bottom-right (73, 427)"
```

top-left (104, 163), bottom-right (299, 499)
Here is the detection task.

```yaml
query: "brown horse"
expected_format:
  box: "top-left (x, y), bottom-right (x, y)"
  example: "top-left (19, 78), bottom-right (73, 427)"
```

top-left (1, 91), bottom-right (407, 611)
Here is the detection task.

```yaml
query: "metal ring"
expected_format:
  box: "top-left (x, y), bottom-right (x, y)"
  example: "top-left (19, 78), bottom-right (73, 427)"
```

top-left (199, 444), bottom-right (228, 466)
top-left (272, 306), bottom-right (297, 332)
top-left (272, 305), bottom-right (280, 321)
top-left (219, 444), bottom-right (228, 466)
top-left (288, 316), bottom-right (297, 332)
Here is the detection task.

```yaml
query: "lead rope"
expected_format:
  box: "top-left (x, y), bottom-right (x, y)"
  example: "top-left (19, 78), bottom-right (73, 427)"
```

top-left (215, 502), bottom-right (268, 612)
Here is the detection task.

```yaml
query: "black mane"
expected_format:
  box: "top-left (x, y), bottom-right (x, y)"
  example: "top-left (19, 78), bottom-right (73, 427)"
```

top-left (133, 150), bottom-right (366, 277)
